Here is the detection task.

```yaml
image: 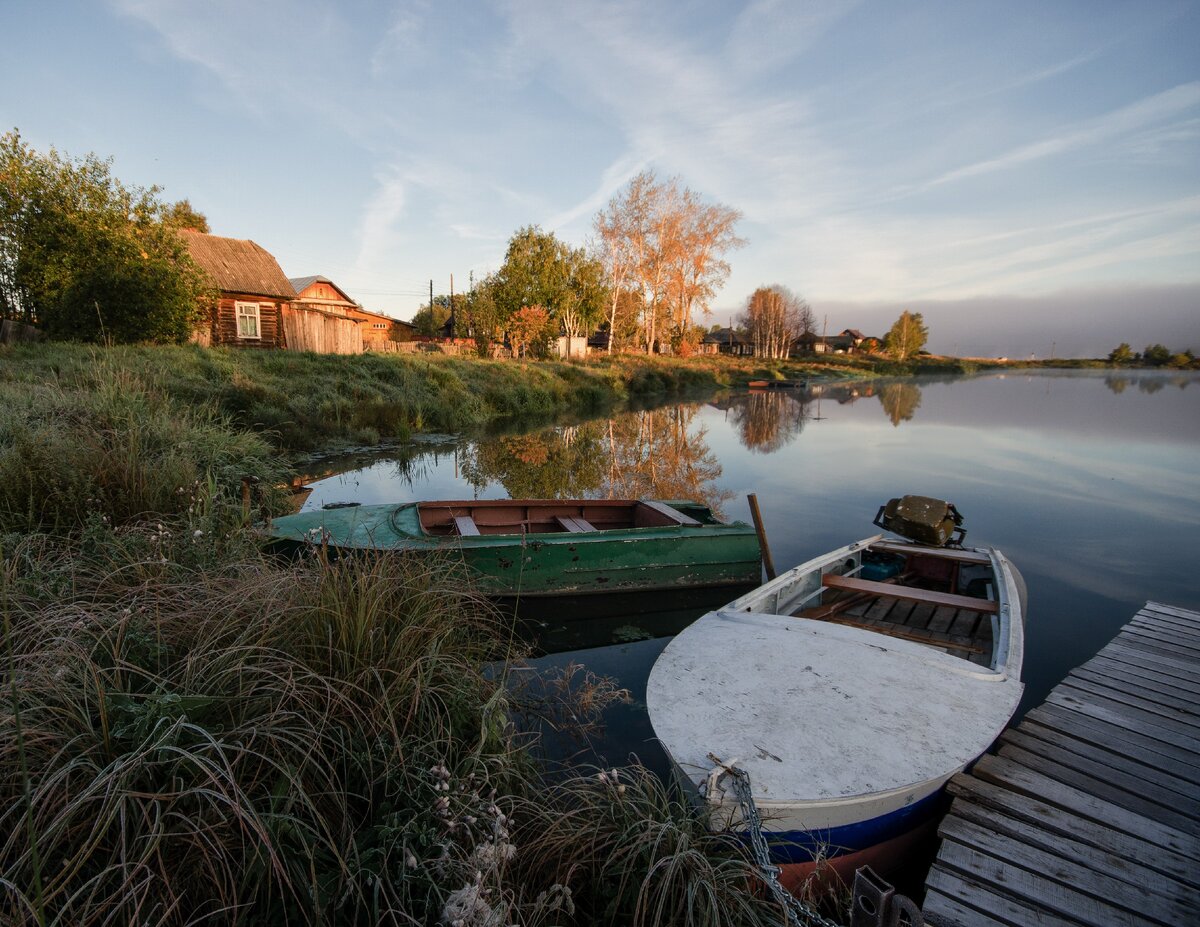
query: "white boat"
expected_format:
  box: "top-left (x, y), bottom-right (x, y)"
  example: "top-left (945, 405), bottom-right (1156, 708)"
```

top-left (647, 506), bottom-right (1024, 890)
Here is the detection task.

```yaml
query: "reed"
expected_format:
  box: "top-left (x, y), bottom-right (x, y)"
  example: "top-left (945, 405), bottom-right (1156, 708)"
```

top-left (0, 549), bottom-right (525, 925)
top-left (509, 766), bottom-right (785, 927)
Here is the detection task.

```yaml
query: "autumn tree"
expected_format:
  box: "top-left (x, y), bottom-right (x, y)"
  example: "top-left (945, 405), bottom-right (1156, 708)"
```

top-left (739, 285), bottom-right (810, 359)
top-left (592, 171), bottom-right (743, 354)
top-left (883, 310), bottom-right (929, 361)
top-left (0, 130), bottom-right (211, 342)
top-left (507, 304), bottom-right (555, 358)
top-left (492, 226), bottom-right (607, 340)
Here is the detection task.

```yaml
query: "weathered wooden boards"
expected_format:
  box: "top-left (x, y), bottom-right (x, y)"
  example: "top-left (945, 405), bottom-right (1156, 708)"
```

top-left (924, 601), bottom-right (1200, 926)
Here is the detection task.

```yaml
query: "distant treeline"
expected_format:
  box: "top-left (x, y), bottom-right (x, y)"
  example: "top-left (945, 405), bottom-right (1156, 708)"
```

top-left (1107, 343), bottom-right (1198, 369)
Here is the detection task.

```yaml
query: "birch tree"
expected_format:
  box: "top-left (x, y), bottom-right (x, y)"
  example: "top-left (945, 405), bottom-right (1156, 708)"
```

top-left (739, 285), bottom-right (810, 359)
top-left (884, 310), bottom-right (929, 360)
top-left (592, 171), bottom-right (743, 354)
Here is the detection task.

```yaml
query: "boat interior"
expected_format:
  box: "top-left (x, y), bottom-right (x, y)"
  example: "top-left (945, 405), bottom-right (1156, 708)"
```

top-left (417, 499), bottom-right (705, 537)
top-left (795, 542), bottom-right (998, 667)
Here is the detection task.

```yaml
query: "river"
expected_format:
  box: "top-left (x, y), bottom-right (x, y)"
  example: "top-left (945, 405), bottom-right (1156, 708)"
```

top-left (295, 368), bottom-right (1200, 775)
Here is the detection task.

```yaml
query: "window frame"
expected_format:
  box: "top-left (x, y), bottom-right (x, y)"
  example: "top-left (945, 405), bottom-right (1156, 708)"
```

top-left (235, 301), bottom-right (262, 340)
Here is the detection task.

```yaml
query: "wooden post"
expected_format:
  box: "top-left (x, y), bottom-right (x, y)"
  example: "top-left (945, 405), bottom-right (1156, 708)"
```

top-left (747, 493), bottom-right (776, 580)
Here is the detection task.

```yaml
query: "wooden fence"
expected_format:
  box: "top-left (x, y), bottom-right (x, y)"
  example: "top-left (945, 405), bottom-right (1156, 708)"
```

top-left (0, 319), bottom-right (43, 345)
top-left (281, 307), bottom-right (363, 355)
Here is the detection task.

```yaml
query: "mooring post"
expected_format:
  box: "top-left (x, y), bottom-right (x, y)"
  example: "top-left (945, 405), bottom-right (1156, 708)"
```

top-left (747, 493), bottom-right (776, 580)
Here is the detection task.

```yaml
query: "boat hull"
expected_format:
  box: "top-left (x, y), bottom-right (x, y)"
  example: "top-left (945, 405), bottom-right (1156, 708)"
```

top-left (647, 535), bottom-right (1024, 886)
top-left (264, 499), bottom-right (762, 599)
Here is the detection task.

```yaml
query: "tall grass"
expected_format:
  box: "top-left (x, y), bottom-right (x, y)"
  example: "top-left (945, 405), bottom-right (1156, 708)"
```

top-left (0, 353), bottom-right (286, 534)
top-left (0, 549), bottom-right (519, 925)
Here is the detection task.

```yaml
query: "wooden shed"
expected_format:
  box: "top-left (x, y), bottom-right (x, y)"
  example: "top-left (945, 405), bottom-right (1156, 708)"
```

top-left (289, 275), bottom-right (416, 349)
top-left (180, 230), bottom-right (295, 348)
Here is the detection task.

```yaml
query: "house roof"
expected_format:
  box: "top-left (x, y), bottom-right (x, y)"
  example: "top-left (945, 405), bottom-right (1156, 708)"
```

top-left (289, 275), bottom-right (359, 305)
top-left (180, 230), bottom-right (295, 299)
top-left (351, 305), bottom-right (415, 328)
top-left (702, 327), bottom-right (748, 345)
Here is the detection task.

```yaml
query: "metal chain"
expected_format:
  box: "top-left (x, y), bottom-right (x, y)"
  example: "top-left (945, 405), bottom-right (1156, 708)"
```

top-left (710, 757), bottom-right (845, 927)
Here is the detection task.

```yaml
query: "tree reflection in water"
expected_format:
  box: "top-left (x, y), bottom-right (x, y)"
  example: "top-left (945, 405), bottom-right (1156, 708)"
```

top-left (877, 381), bottom-right (923, 427)
top-left (728, 390), bottom-right (811, 453)
top-left (459, 405), bottom-right (732, 515)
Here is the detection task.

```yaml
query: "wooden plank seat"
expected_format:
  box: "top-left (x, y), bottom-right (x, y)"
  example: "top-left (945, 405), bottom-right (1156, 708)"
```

top-left (822, 572), bottom-right (999, 614)
top-left (641, 500), bottom-right (701, 526)
top-left (453, 515), bottom-right (481, 536)
top-left (555, 515), bottom-right (597, 533)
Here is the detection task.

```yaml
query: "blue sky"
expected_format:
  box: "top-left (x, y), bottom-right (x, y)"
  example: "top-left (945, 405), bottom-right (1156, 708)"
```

top-left (2, 0), bottom-right (1197, 355)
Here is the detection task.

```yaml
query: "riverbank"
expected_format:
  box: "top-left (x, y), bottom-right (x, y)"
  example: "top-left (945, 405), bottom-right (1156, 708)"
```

top-left (0, 343), bottom-right (807, 925)
top-left (0, 342), bottom-right (999, 458)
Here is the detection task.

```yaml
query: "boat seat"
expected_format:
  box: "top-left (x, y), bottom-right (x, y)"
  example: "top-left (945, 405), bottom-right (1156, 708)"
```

top-left (453, 515), bottom-right (481, 536)
top-left (555, 515), bottom-right (597, 533)
top-left (821, 573), bottom-right (998, 614)
top-left (640, 500), bottom-right (702, 526)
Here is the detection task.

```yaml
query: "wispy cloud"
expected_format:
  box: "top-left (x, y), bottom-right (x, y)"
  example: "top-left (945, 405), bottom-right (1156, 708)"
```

top-left (913, 82), bottom-right (1200, 192)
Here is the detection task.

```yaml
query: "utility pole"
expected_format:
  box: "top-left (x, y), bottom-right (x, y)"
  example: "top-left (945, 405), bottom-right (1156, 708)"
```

top-left (448, 273), bottom-right (455, 340)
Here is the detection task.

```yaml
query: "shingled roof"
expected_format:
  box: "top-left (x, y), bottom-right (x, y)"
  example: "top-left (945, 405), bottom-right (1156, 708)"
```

top-left (180, 230), bottom-right (295, 299)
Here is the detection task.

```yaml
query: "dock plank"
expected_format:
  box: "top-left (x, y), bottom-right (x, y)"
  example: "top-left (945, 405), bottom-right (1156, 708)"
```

top-left (923, 603), bottom-right (1200, 925)
top-left (937, 816), bottom-right (1198, 924)
top-left (995, 742), bottom-right (1200, 833)
top-left (1012, 721), bottom-right (1198, 802)
top-left (1025, 702), bottom-right (1200, 784)
top-left (945, 775), bottom-right (1200, 887)
top-left (1057, 677), bottom-right (1200, 732)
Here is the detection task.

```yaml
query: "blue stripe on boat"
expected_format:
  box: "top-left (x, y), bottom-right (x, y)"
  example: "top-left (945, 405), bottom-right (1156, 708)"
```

top-left (758, 790), bottom-right (947, 863)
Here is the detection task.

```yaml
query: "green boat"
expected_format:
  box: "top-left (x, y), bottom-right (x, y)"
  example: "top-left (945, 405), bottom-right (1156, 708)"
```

top-left (265, 498), bottom-right (762, 599)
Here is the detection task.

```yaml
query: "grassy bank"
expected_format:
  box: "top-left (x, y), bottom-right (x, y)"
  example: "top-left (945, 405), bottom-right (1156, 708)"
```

top-left (0, 345), bottom-right (808, 924)
top-left (0, 342), bottom-right (968, 459)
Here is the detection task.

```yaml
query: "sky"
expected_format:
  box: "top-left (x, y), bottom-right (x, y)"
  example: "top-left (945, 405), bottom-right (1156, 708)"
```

top-left (2, 0), bottom-right (1198, 356)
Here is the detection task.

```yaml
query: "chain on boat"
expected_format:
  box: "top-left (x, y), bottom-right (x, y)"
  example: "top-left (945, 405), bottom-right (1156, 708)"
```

top-left (708, 755), bottom-right (845, 927)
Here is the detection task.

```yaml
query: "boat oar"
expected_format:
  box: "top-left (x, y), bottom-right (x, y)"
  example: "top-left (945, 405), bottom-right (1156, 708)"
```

top-left (747, 493), bottom-right (776, 580)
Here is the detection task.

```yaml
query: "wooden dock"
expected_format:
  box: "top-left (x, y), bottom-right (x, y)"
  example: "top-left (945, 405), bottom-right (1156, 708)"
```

top-left (923, 601), bottom-right (1200, 926)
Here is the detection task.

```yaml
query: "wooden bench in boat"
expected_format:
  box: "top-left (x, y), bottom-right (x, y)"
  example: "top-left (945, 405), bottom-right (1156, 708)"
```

top-left (821, 573), bottom-right (998, 614)
top-left (555, 515), bottom-right (597, 533)
top-left (641, 500), bottom-right (701, 526)
top-left (453, 515), bottom-right (481, 536)
top-left (870, 541), bottom-right (991, 564)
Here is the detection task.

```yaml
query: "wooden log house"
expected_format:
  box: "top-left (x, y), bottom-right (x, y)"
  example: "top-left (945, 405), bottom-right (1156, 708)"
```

top-left (180, 229), bottom-right (295, 348)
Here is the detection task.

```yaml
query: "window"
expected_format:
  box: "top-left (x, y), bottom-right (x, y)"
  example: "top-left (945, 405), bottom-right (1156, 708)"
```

top-left (235, 301), bottom-right (261, 339)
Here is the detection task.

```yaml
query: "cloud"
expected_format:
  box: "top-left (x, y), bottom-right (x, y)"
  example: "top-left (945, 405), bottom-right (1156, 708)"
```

top-left (913, 82), bottom-right (1200, 192)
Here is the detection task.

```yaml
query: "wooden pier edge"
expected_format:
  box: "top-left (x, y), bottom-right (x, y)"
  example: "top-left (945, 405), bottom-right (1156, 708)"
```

top-left (922, 601), bottom-right (1200, 927)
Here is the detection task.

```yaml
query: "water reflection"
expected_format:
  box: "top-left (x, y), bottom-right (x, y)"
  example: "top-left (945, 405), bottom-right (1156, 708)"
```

top-left (728, 390), bottom-right (812, 453)
top-left (877, 382), bottom-right (922, 427)
top-left (457, 405), bottom-right (733, 515)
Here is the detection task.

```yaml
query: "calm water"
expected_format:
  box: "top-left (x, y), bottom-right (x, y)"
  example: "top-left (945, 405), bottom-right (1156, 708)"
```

top-left (298, 369), bottom-right (1200, 771)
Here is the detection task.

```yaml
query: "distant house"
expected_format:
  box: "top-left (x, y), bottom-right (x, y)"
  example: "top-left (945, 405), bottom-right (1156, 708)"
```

top-left (181, 230), bottom-right (294, 348)
top-left (702, 327), bottom-right (754, 356)
top-left (289, 275), bottom-right (415, 348)
top-left (795, 328), bottom-right (869, 355)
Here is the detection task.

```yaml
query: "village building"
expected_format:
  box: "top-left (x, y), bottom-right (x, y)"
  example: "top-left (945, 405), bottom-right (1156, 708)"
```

top-left (181, 230), bottom-right (294, 348)
top-left (702, 327), bottom-right (754, 356)
top-left (795, 328), bottom-right (871, 355)
top-left (289, 275), bottom-right (415, 348)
